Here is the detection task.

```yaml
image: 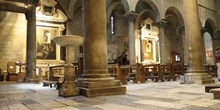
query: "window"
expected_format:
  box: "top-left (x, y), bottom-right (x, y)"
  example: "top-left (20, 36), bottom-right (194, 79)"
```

top-left (111, 16), bottom-right (115, 34)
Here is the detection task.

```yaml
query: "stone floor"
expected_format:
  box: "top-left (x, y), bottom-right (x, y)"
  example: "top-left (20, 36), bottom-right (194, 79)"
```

top-left (0, 79), bottom-right (220, 110)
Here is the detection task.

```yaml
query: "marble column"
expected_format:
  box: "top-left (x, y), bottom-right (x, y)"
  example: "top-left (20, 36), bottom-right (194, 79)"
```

top-left (25, 2), bottom-right (37, 80)
top-left (155, 19), bottom-right (167, 65)
top-left (123, 12), bottom-right (138, 65)
top-left (181, 0), bottom-right (214, 84)
top-left (77, 0), bottom-right (126, 97)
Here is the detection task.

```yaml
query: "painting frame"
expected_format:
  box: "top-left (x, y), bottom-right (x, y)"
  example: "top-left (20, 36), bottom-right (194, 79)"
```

top-left (36, 26), bottom-right (59, 60)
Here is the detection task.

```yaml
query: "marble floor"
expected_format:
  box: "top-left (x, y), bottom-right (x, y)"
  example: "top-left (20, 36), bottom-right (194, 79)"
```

top-left (0, 80), bottom-right (220, 110)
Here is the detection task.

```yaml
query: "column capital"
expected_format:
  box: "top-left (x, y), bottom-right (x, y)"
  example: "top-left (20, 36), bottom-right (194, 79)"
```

top-left (201, 27), bottom-right (208, 34)
top-left (123, 11), bottom-right (138, 21)
top-left (153, 19), bottom-right (168, 28)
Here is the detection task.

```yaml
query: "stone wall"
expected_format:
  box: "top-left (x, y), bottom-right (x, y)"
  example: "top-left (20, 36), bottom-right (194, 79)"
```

top-left (107, 9), bottom-right (128, 63)
top-left (0, 11), bottom-right (27, 71)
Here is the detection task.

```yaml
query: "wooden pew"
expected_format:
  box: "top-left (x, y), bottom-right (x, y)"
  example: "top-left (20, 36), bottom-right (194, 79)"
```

top-left (172, 63), bottom-right (186, 79)
top-left (140, 64), bottom-right (163, 82)
top-left (160, 64), bottom-right (174, 81)
top-left (108, 64), bottom-right (118, 79)
top-left (203, 64), bottom-right (217, 77)
top-left (126, 63), bottom-right (146, 83)
top-left (210, 88), bottom-right (220, 99)
top-left (119, 65), bottom-right (130, 85)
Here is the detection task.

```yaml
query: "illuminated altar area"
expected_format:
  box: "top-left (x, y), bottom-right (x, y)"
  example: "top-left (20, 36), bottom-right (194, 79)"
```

top-left (136, 18), bottom-right (160, 64)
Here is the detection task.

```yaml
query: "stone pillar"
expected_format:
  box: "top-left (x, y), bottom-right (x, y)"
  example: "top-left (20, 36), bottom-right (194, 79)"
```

top-left (123, 12), bottom-right (138, 65)
top-left (59, 45), bottom-right (79, 97)
top-left (25, 2), bottom-right (37, 80)
top-left (155, 19), bottom-right (167, 65)
top-left (181, 0), bottom-right (214, 84)
top-left (77, 0), bottom-right (126, 97)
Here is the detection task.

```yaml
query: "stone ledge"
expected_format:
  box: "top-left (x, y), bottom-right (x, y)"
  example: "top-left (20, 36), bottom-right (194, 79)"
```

top-left (180, 73), bottom-right (215, 84)
top-left (79, 86), bottom-right (126, 97)
top-left (77, 80), bottom-right (122, 88)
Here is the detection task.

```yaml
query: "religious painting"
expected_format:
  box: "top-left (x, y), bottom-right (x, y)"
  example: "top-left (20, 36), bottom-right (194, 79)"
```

top-left (36, 27), bottom-right (57, 60)
top-left (142, 39), bottom-right (153, 60)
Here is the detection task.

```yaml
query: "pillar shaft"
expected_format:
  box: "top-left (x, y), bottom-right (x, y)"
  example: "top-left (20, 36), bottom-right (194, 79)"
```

top-left (159, 25), bottom-right (166, 64)
top-left (26, 4), bottom-right (37, 79)
top-left (124, 12), bottom-right (137, 65)
top-left (77, 0), bottom-right (126, 97)
top-left (184, 0), bottom-right (203, 70)
top-left (128, 20), bottom-right (135, 64)
top-left (155, 20), bottom-right (167, 64)
top-left (181, 0), bottom-right (214, 84)
top-left (83, 0), bottom-right (108, 75)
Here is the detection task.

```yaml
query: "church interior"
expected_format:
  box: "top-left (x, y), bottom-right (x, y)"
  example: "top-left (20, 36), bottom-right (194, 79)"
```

top-left (0, 0), bottom-right (220, 109)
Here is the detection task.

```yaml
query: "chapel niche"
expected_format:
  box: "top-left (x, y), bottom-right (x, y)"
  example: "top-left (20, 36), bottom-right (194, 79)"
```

top-left (35, 0), bottom-right (67, 78)
top-left (140, 18), bottom-right (159, 63)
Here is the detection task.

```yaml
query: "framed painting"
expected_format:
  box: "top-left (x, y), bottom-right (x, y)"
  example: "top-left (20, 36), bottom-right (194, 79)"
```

top-left (36, 26), bottom-right (58, 60)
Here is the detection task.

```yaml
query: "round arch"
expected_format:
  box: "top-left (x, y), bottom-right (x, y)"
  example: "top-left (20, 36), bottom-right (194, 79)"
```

top-left (204, 18), bottom-right (217, 37)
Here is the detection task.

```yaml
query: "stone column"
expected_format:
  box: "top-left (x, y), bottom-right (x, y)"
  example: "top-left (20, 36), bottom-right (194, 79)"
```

top-left (25, 2), bottom-right (37, 80)
top-left (77, 0), bottom-right (126, 97)
top-left (181, 0), bottom-right (214, 84)
top-left (123, 12), bottom-right (138, 65)
top-left (155, 19), bottom-right (167, 65)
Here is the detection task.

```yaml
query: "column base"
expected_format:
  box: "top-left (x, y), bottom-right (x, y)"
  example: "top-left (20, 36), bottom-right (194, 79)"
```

top-left (180, 70), bottom-right (215, 84)
top-left (59, 82), bottom-right (79, 97)
top-left (77, 76), bottom-right (126, 97)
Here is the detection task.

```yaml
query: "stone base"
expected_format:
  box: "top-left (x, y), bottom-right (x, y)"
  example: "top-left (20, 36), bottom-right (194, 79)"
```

top-left (180, 72), bottom-right (215, 84)
top-left (59, 82), bottom-right (79, 97)
top-left (77, 78), bottom-right (126, 97)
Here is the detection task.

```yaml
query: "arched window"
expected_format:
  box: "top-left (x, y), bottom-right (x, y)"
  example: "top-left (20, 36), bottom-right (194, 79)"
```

top-left (111, 16), bottom-right (115, 34)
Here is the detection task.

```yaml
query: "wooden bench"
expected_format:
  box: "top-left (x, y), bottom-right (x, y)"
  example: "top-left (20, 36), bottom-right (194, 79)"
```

top-left (205, 84), bottom-right (220, 93)
top-left (108, 64), bottom-right (118, 79)
top-left (203, 64), bottom-right (217, 77)
top-left (42, 80), bottom-right (63, 90)
top-left (118, 65), bottom-right (130, 85)
top-left (172, 63), bottom-right (186, 79)
top-left (42, 81), bottom-right (57, 88)
top-left (160, 64), bottom-right (174, 81)
top-left (126, 63), bottom-right (146, 83)
top-left (210, 88), bottom-right (220, 99)
top-left (141, 64), bottom-right (163, 82)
